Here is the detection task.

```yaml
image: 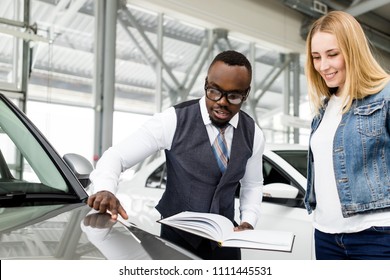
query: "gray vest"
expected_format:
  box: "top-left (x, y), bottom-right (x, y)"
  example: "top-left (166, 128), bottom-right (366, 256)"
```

top-left (156, 99), bottom-right (255, 246)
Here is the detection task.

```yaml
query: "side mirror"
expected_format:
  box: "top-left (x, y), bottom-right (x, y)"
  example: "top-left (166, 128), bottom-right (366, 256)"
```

top-left (63, 153), bottom-right (94, 188)
top-left (263, 183), bottom-right (299, 199)
top-left (262, 183), bottom-right (303, 208)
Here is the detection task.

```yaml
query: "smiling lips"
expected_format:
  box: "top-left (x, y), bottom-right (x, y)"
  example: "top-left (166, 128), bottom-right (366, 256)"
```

top-left (323, 71), bottom-right (337, 81)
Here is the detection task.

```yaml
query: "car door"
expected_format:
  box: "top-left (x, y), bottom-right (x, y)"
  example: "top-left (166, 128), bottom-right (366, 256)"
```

top-left (116, 152), bottom-right (167, 235)
top-left (235, 150), bottom-right (315, 260)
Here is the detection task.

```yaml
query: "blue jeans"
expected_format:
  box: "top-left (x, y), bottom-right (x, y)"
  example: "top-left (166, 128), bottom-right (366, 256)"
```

top-left (315, 227), bottom-right (390, 260)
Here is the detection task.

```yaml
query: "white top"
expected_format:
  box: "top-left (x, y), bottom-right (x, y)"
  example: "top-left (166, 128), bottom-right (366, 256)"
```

top-left (311, 94), bottom-right (390, 233)
top-left (90, 96), bottom-right (265, 227)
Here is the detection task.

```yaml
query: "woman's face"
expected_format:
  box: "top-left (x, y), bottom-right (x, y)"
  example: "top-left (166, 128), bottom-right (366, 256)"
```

top-left (311, 31), bottom-right (346, 92)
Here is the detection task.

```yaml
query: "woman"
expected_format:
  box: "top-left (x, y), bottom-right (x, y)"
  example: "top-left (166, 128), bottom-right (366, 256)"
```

top-left (304, 10), bottom-right (390, 259)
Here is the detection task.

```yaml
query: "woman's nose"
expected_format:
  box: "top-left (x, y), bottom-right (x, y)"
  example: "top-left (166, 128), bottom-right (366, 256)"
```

top-left (320, 58), bottom-right (330, 71)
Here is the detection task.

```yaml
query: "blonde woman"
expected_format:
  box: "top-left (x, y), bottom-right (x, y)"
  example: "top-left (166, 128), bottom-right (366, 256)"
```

top-left (304, 11), bottom-right (390, 259)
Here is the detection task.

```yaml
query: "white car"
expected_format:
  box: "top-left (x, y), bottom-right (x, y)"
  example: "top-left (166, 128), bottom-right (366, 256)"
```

top-left (115, 144), bottom-right (315, 260)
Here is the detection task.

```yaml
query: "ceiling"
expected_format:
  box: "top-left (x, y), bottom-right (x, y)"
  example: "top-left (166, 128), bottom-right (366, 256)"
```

top-left (282, 0), bottom-right (390, 54)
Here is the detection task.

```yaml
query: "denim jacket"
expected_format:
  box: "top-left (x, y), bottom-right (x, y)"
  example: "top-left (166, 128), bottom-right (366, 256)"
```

top-left (305, 83), bottom-right (390, 217)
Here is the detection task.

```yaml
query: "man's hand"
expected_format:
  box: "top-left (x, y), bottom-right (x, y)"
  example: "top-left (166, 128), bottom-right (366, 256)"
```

top-left (234, 222), bottom-right (254, 231)
top-left (87, 190), bottom-right (128, 220)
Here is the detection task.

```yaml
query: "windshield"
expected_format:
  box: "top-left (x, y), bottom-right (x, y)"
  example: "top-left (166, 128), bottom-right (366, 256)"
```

top-left (273, 150), bottom-right (308, 178)
top-left (0, 98), bottom-right (69, 196)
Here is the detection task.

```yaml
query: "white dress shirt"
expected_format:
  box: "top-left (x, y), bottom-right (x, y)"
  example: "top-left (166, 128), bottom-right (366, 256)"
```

top-left (90, 96), bottom-right (265, 227)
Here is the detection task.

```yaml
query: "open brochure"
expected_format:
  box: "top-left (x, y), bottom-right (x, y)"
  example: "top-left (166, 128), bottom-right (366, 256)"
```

top-left (158, 211), bottom-right (295, 252)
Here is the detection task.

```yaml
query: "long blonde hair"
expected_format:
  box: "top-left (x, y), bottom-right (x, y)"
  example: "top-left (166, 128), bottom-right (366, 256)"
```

top-left (305, 11), bottom-right (390, 114)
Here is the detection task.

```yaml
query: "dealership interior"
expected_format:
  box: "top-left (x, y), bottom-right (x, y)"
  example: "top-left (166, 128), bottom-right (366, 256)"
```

top-left (1, 0), bottom-right (389, 163)
top-left (1, 0), bottom-right (390, 263)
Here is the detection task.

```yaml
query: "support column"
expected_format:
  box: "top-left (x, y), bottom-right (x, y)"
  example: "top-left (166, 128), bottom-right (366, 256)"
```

top-left (93, 0), bottom-right (118, 164)
top-left (291, 53), bottom-right (300, 143)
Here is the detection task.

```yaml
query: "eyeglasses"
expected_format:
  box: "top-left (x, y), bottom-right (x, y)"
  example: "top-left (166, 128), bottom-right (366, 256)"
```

top-left (205, 85), bottom-right (249, 105)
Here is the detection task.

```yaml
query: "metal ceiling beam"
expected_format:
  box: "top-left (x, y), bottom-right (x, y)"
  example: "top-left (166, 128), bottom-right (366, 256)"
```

top-left (179, 29), bottom-right (224, 102)
top-left (119, 5), bottom-right (181, 89)
top-left (343, 0), bottom-right (390, 16)
top-left (37, 0), bottom-right (206, 46)
top-left (254, 57), bottom-right (292, 102)
top-left (283, 0), bottom-right (326, 18)
top-left (0, 26), bottom-right (50, 43)
top-left (300, 17), bottom-right (390, 54)
top-left (117, 13), bottom-right (181, 106)
top-left (285, 0), bottom-right (390, 54)
top-left (45, 0), bottom-right (71, 24)
top-left (321, 0), bottom-right (390, 30)
top-left (119, 4), bottom-right (231, 107)
top-left (53, 0), bottom-right (87, 26)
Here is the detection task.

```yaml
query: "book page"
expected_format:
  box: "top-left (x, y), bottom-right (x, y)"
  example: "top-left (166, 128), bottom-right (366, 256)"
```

top-left (159, 211), bottom-right (235, 241)
top-left (222, 229), bottom-right (295, 252)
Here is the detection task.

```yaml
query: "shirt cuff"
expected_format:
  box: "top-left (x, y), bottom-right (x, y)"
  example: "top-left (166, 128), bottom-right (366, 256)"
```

top-left (240, 211), bottom-right (259, 228)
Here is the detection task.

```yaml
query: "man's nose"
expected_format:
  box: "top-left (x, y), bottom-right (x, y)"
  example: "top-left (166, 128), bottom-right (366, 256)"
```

top-left (217, 93), bottom-right (230, 106)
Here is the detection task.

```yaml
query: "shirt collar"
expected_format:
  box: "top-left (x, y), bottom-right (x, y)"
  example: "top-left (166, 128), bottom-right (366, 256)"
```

top-left (199, 96), bottom-right (239, 128)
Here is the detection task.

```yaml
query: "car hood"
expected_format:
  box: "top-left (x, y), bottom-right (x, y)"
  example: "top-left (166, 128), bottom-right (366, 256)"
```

top-left (0, 203), bottom-right (198, 260)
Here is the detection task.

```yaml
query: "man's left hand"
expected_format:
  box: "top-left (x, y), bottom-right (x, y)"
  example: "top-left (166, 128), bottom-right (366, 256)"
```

top-left (234, 222), bottom-right (254, 231)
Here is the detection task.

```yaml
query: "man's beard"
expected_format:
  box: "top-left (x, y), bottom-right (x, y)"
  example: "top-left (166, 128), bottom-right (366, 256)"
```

top-left (209, 117), bottom-right (229, 128)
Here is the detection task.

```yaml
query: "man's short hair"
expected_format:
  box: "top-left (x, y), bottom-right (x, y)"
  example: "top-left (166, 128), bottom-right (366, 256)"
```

top-left (209, 50), bottom-right (252, 79)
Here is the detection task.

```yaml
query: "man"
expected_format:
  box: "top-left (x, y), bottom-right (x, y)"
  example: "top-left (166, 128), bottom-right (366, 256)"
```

top-left (88, 50), bottom-right (265, 259)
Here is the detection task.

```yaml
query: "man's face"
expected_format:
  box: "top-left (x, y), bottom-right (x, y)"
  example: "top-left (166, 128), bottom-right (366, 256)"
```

top-left (205, 61), bottom-right (251, 127)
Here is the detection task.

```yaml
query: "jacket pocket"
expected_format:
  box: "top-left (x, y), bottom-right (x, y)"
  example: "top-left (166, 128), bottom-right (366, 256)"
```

top-left (354, 100), bottom-right (386, 137)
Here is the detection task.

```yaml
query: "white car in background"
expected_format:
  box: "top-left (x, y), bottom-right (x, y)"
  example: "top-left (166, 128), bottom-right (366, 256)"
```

top-left (115, 144), bottom-right (315, 260)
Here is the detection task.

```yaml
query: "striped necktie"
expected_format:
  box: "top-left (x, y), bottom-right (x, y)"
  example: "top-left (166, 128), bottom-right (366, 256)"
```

top-left (212, 125), bottom-right (229, 173)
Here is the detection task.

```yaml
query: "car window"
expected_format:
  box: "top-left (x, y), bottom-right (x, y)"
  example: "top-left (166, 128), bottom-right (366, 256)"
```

top-left (146, 163), bottom-right (166, 189)
top-left (263, 156), bottom-right (304, 192)
top-left (263, 159), bottom-right (292, 185)
top-left (261, 155), bottom-right (305, 208)
top-left (145, 151), bottom-right (308, 192)
top-left (272, 150), bottom-right (307, 178)
top-left (0, 99), bottom-right (69, 195)
top-left (145, 152), bottom-right (306, 208)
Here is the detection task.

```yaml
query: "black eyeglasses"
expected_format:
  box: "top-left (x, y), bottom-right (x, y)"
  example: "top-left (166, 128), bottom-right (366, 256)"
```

top-left (205, 85), bottom-right (249, 105)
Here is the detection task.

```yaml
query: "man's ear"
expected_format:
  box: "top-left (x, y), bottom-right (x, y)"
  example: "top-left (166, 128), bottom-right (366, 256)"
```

top-left (243, 86), bottom-right (251, 101)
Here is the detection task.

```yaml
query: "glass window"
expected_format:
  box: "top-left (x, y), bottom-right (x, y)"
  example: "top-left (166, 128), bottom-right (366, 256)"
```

top-left (145, 163), bottom-right (166, 189)
top-left (262, 159), bottom-right (291, 185)
top-left (273, 150), bottom-right (308, 178)
top-left (26, 101), bottom-right (94, 161)
top-left (0, 97), bottom-right (69, 195)
top-left (0, 1), bottom-right (24, 91)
